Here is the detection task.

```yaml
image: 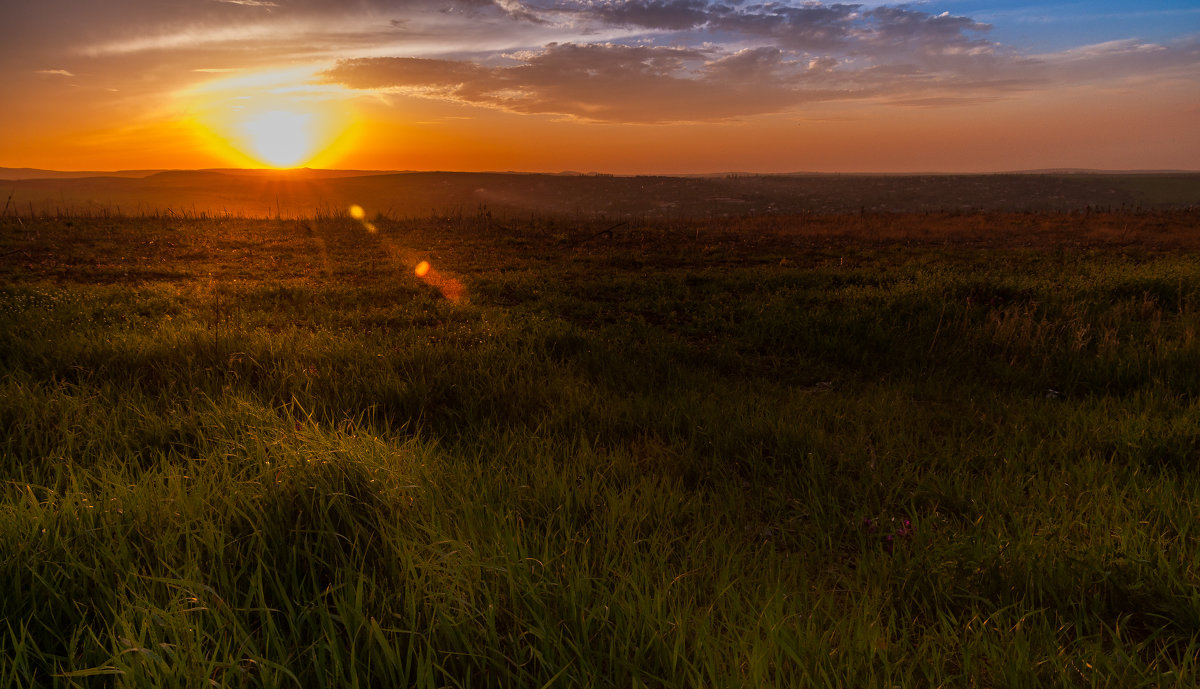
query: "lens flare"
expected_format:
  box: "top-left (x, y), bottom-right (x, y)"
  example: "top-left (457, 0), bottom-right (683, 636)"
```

top-left (348, 204), bottom-right (375, 231)
top-left (347, 204), bottom-right (466, 303)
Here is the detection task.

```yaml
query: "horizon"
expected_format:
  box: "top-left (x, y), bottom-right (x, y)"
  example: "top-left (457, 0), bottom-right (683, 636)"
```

top-left (3, 0), bottom-right (1199, 174)
top-left (5, 165), bottom-right (1200, 179)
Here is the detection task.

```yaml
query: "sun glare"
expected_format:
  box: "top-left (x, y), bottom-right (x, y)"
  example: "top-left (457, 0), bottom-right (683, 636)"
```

top-left (182, 67), bottom-right (359, 169)
top-left (240, 109), bottom-right (316, 168)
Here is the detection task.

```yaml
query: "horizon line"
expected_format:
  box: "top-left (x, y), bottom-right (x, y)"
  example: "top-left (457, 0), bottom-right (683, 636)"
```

top-left (4, 165), bottom-right (1200, 180)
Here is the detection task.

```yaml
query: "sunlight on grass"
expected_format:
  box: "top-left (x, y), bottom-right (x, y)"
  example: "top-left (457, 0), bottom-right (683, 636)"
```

top-left (348, 204), bottom-right (467, 303)
top-left (416, 262), bottom-right (466, 303)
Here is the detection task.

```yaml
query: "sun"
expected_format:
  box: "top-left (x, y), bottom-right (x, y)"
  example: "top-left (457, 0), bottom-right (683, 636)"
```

top-left (239, 109), bottom-right (318, 168)
top-left (182, 67), bottom-right (359, 169)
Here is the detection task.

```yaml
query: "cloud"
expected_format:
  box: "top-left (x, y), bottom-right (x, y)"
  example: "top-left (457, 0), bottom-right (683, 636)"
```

top-left (974, 36), bottom-right (1200, 94)
top-left (15, 0), bottom-right (1200, 128)
top-left (75, 1), bottom-right (567, 61)
top-left (579, 0), bottom-right (714, 31)
top-left (36, 69), bottom-right (76, 76)
top-left (313, 3), bottom-right (1040, 123)
top-left (1040, 37), bottom-right (1200, 78)
top-left (325, 43), bottom-right (878, 122)
top-left (213, 0), bottom-right (279, 7)
top-left (535, 2), bottom-right (995, 57)
top-left (75, 1), bottom-right (1002, 65)
top-left (493, 0), bottom-right (550, 24)
top-left (318, 2), bottom-right (1200, 123)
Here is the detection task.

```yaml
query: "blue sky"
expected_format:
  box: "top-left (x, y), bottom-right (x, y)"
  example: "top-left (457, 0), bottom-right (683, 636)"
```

top-left (931, 1), bottom-right (1200, 49)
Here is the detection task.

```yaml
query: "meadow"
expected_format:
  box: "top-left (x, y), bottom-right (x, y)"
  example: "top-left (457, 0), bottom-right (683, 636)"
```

top-left (2, 207), bottom-right (1199, 687)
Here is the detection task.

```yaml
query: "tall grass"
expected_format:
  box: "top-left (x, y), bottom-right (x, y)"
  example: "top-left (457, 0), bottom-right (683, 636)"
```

top-left (1, 212), bottom-right (1198, 686)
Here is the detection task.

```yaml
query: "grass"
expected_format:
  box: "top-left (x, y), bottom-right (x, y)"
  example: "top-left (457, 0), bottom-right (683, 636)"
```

top-left (1, 209), bottom-right (1198, 687)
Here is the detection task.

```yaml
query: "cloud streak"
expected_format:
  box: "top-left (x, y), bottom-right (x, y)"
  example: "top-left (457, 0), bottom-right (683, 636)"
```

top-left (307, 2), bottom-right (1012, 122)
top-left (325, 44), bottom-right (868, 122)
top-left (312, 2), bottom-right (1199, 123)
top-left (213, 0), bottom-right (279, 7)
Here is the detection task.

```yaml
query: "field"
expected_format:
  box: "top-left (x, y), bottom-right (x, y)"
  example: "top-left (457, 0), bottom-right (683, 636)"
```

top-left (2, 205), bottom-right (1200, 686)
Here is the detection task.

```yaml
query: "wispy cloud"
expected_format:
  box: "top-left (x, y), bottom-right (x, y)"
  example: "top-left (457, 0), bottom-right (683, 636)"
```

top-left (1036, 37), bottom-right (1200, 82)
top-left (324, 40), bottom-right (1013, 123)
top-left (213, 0), bottom-right (278, 7)
top-left (317, 3), bottom-right (1026, 123)
top-left (36, 69), bottom-right (75, 76)
top-left (83, 22), bottom-right (294, 56)
top-left (77, 5), bottom-right (564, 60)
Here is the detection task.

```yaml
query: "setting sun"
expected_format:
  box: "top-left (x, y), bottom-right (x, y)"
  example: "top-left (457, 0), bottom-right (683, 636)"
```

top-left (179, 67), bottom-right (358, 169)
top-left (238, 109), bottom-right (316, 168)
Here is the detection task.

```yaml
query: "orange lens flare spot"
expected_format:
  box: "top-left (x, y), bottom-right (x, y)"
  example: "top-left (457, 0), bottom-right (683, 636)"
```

top-left (414, 261), bottom-right (431, 277)
top-left (349, 204), bottom-right (365, 220)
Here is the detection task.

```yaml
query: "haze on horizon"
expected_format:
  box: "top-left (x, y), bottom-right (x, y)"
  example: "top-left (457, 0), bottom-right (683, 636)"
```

top-left (2, 0), bottom-right (1198, 175)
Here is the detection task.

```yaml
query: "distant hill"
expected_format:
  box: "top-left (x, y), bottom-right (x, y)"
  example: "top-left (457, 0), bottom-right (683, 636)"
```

top-left (0, 168), bottom-right (165, 180)
top-left (2, 169), bottom-right (1197, 218)
top-left (1005, 168), bottom-right (1200, 175)
top-left (0, 167), bottom-right (395, 181)
top-left (199, 168), bottom-right (398, 180)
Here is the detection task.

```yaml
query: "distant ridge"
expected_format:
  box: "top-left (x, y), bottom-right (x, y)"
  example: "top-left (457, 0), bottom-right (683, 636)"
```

top-left (0, 167), bottom-right (398, 181)
top-left (0, 168), bottom-right (165, 180)
top-left (198, 168), bottom-right (397, 179)
top-left (3, 167), bottom-right (1198, 182)
top-left (1004, 168), bottom-right (1200, 175)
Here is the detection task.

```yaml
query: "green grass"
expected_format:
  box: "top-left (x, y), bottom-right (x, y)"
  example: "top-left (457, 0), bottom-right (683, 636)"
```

top-left (1, 211), bottom-right (1198, 687)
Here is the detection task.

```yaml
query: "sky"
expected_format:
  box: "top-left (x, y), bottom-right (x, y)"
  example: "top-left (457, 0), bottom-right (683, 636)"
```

top-left (1, 0), bottom-right (1198, 173)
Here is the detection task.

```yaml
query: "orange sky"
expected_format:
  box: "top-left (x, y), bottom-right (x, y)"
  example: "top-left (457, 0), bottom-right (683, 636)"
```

top-left (2, 1), bottom-right (1198, 174)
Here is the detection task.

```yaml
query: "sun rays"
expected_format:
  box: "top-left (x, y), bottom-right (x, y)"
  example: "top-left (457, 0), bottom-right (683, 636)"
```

top-left (180, 67), bottom-right (359, 169)
top-left (238, 109), bottom-right (317, 168)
